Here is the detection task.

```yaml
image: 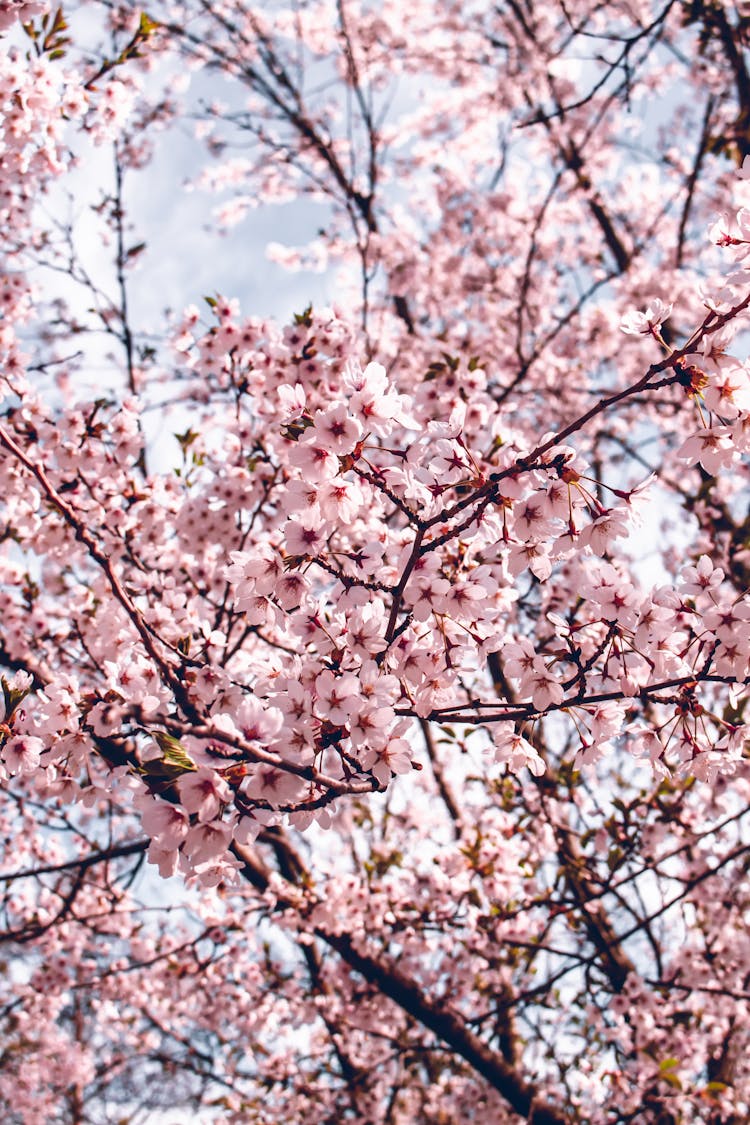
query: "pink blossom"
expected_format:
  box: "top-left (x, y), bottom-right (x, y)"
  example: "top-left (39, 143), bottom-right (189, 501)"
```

top-left (348, 703), bottom-right (395, 748)
top-left (277, 383), bottom-right (307, 418)
top-left (284, 516), bottom-right (326, 556)
top-left (312, 404), bottom-right (362, 454)
top-left (240, 764), bottom-right (306, 805)
top-left (3, 12), bottom-right (750, 1118)
top-left (620, 298), bottom-right (673, 335)
top-left (528, 669), bottom-right (564, 711)
top-left (680, 554), bottom-right (724, 598)
top-left (359, 736), bottom-right (412, 785)
top-left (178, 768), bottom-right (231, 822)
top-left (503, 638), bottom-right (539, 681)
top-left (226, 547), bottom-right (283, 596)
top-left (492, 728), bottom-right (546, 776)
top-left (314, 669), bottom-right (361, 723)
top-left (182, 821), bottom-right (232, 865)
top-left (287, 440), bottom-right (339, 481)
top-left (676, 426), bottom-right (738, 473)
top-left (318, 477), bottom-right (362, 522)
top-left (139, 798), bottom-right (190, 849)
top-left (2, 734), bottom-right (43, 774)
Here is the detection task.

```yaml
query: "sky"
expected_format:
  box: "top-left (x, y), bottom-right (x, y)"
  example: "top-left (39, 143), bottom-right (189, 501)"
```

top-left (16, 0), bottom-right (339, 418)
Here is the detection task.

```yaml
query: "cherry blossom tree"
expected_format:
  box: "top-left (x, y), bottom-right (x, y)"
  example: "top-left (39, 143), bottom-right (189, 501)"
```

top-left (2, 0), bottom-right (750, 1120)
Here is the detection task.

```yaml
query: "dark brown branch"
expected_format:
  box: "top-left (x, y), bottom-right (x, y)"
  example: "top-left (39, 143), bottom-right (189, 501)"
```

top-left (419, 718), bottom-right (464, 837)
top-left (230, 837), bottom-right (571, 1123)
top-left (0, 840), bottom-right (148, 885)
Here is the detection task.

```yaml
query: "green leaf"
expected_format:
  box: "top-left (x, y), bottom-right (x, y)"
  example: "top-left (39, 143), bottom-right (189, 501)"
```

top-left (1, 676), bottom-right (33, 720)
top-left (138, 12), bottom-right (160, 36)
top-left (175, 427), bottom-right (199, 451)
top-left (280, 416), bottom-right (313, 441)
top-left (140, 731), bottom-right (197, 784)
top-left (283, 554), bottom-right (307, 571)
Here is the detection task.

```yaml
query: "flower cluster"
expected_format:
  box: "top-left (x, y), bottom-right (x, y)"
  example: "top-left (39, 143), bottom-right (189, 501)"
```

top-left (4, 3), bottom-right (750, 1121)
